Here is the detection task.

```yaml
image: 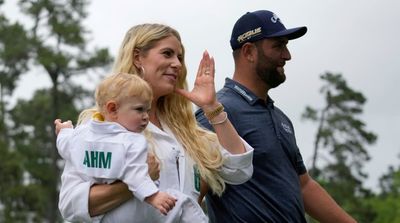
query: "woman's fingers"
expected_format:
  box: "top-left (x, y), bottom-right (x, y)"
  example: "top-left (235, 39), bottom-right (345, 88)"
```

top-left (197, 51), bottom-right (206, 78)
top-left (209, 56), bottom-right (215, 77)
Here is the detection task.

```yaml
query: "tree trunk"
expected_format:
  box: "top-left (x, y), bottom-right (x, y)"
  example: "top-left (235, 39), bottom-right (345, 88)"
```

top-left (310, 106), bottom-right (328, 177)
top-left (49, 73), bottom-right (60, 222)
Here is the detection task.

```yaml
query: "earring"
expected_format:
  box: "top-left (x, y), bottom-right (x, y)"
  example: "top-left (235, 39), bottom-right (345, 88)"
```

top-left (140, 66), bottom-right (146, 77)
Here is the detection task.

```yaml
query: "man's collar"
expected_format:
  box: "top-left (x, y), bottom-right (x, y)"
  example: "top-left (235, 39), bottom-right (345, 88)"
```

top-left (224, 78), bottom-right (274, 106)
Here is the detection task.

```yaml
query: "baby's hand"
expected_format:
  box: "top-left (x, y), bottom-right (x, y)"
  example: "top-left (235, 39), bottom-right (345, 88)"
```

top-left (54, 119), bottom-right (73, 135)
top-left (145, 191), bottom-right (177, 215)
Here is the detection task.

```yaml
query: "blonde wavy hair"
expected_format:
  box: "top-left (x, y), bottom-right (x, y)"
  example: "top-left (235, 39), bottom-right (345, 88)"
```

top-left (112, 23), bottom-right (225, 195)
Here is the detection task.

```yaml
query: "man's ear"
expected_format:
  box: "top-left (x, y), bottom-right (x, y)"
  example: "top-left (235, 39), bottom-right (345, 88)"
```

top-left (241, 42), bottom-right (256, 63)
top-left (133, 48), bottom-right (142, 68)
top-left (105, 101), bottom-right (118, 118)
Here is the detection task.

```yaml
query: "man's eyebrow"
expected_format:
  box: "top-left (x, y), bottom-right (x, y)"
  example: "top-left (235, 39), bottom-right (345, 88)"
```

top-left (273, 38), bottom-right (289, 44)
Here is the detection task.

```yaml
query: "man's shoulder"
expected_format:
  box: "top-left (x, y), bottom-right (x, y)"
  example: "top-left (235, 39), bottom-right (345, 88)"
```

top-left (271, 105), bottom-right (292, 122)
top-left (217, 86), bottom-right (246, 109)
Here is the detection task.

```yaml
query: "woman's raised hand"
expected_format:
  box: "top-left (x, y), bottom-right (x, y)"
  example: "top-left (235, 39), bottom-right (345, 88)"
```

top-left (175, 50), bottom-right (219, 109)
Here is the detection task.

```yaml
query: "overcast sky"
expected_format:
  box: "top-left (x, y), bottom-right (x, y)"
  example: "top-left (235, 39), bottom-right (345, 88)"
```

top-left (5, 0), bottom-right (400, 191)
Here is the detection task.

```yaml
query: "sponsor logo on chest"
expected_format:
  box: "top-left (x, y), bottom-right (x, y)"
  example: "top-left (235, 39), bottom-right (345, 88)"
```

top-left (281, 122), bottom-right (293, 134)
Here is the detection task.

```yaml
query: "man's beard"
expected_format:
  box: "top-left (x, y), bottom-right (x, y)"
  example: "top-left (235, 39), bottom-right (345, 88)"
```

top-left (255, 48), bottom-right (286, 89)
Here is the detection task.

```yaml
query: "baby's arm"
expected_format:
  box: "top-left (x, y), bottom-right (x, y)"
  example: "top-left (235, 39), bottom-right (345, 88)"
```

top-left (145, 191), bottom-right (177, 215)
top-left (122, 134), bottom-right (176, 214)
top-left (54, 119), bottom-right (74, 160)
top-left (54, 119), bottom-right (73, 135)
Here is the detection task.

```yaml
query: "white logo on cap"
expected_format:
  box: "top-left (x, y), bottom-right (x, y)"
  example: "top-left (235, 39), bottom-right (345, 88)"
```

top-left (237, 27), bottom-right (262, 43)
top-left (271, 13), bottom-right (279, 23)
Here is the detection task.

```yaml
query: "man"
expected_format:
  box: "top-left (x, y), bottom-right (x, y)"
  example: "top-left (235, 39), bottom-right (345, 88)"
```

top-left (195, 10), bottom-right (356, 223)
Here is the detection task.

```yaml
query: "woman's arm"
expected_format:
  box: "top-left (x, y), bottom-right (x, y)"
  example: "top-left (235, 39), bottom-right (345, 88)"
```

top-left (175, 51), bottom-right (245, 154)
top-left (60, 154), bottom-right (160, 220)
top-left (59, 170), bottom-right (131, 221)
top-left (88, 151), bottom-right (160, 216)
top-left (217, 138), bottom-right (254, 184)
top-left (202, 106), bottom-right (245, 154)
top-left (88, 181), bottom-right (132, 216)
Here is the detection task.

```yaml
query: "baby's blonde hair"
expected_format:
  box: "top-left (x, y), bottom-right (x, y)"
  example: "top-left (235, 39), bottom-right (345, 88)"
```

top-left (96, 73), bottom-right (152, 113)
top-left (78, 73), bottom-right (152, 124)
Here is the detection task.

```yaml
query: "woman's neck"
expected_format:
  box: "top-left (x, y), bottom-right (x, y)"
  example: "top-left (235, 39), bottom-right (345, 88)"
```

top-left (149, 99), bottom-right (162, 129)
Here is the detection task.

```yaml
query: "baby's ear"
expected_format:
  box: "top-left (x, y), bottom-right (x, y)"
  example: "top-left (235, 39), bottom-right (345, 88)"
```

top-left (105, 101), bottom-right (118, 117)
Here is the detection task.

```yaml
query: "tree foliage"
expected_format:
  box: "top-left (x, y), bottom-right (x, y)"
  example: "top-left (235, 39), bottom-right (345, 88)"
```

top-left (0, 0), bottom-right (112, 222)
top-left (0, 3), bottom-right (32, 222)
top-left (0, 14), bottom-right (30, 95)
top-left (0, 5), bottom-right (31, 147)
top-left (369, 156), bottom-right (400, 223)
top-left (6, 87), bottom-right (88, 222)
top-left (302, 72), bottom-right (378, 222)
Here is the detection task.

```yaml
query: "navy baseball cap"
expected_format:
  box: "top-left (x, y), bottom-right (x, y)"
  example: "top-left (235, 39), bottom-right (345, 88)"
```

top-left (230, 10), bottom-right (307, 50)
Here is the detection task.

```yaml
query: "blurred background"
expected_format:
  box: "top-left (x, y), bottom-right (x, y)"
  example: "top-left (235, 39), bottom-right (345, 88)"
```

top-left (0, 0), bottom-right (399, 222)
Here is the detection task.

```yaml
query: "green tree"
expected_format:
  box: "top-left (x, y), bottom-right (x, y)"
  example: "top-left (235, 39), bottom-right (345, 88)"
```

top-left (369, 155), bottom-right (400, 223)
top-left (0, 135), bottom-right (24, 222)
top-left (0, 0), bottom-right (112, 222)
top-left (7, 87), bottom-right (89, 222)
top-left (0, 8), bottom-right (30, 145)
top-left (0, 4), bottom-right (31, 222)
top-left (302, 72), bottom-right (378, 222)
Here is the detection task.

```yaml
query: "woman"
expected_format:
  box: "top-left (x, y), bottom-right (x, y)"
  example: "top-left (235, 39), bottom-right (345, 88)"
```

top-left (58, 23), bottom-right (253, 222)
